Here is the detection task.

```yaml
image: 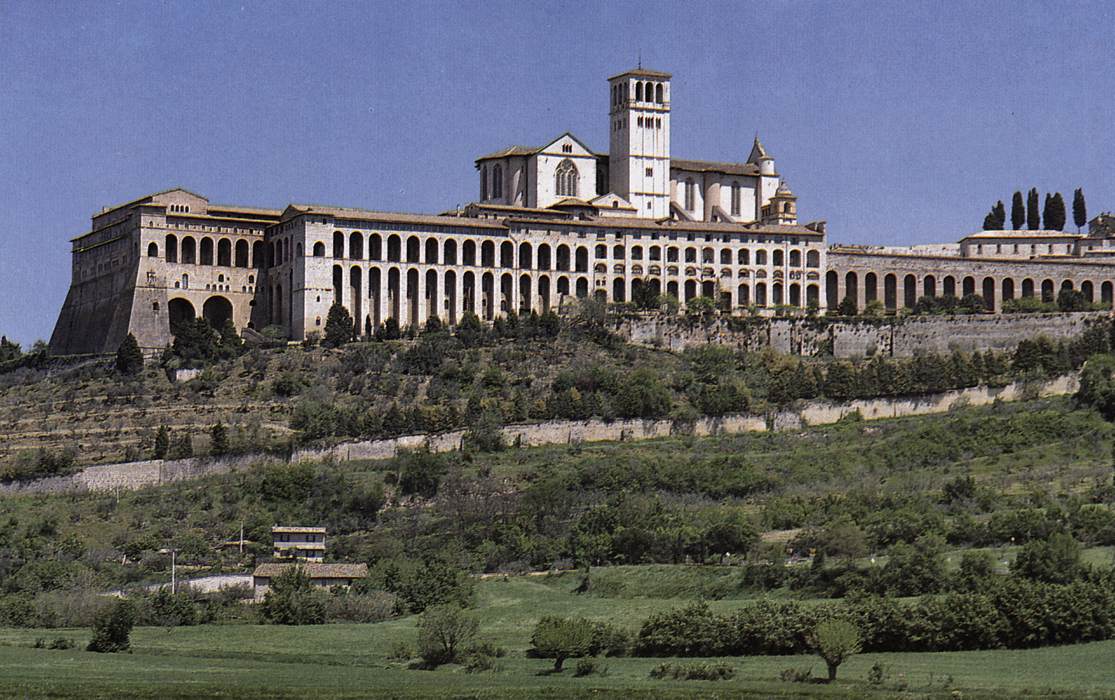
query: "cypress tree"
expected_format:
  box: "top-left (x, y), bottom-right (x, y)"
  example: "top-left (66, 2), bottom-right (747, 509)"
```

top-left (323, 303), bottom-right (354, 348)
top-left (1073, 188), bottom-right (1087, 231)
top-left (1011, 191), bottom-right (1025, 229)
top-left (115, 333), bottom-right (144, 375)
top-left (210, 423), bottom-right (228, 456)
top-left (1048, 192), bottom-right (1066, 231)
top-left (993, 200), bottom-right (1006, 228)
top-left (982, 211), bottom-right (999, 231)
top-left (1042, 193), bottom-right (1053, 230)
top-left (153, 425), bottom-right (169, 460)
top-left (1027, 188), bottom-right (1040, 230)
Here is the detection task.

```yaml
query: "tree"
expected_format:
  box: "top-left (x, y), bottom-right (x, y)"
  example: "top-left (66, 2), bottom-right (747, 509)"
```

top-left (837, 294), bottom-right (857, 317)
top-left (1027, 188), bottom-right (1040, 230)
top-left (632, 280), bottom-right (660, 310)
top-left (613, 368), bottom-right (672, 418)
top-left (115, 333), bottom-right (144, 375)
top-left (260, 567), bottom-right (327, 625)
top-left (993, 200), bottom-right (1006, 229)
top-left (323, 303), bottom-right (354, 348)
top-left (217, 318), bottom-right (244, 358)
top-left (1011, 191), bottom-right (1025, 229)
top-left (686, 296), bottom-right (717, 316)
top-left (1077, 354), bottom-right (1115, 420)
top-left (171, 318), bottom-right (220, 366)
top-left (1043, 192), bottom-right (1066, 231)
top-left (1073, 188), bottom-right (1087, 232)
top-left (1057, 288), bottom-right (1088, 312)
top-left (1010, 532), bottom-right (1082, 583)
top-left (982, 201), bottom-right (1005, 230)
top-left (417, 604), bottom-right (478, 666)
top-left (530, 616), bottom-right (595, 672)
top-left (153, 425), bottom-right (170, 460)
top-left (210, 422), bottom-right (228, 456)
top-left (811, 619), bottom-right (861, 682)
top-left (87, 598), bottom-right (135, 653)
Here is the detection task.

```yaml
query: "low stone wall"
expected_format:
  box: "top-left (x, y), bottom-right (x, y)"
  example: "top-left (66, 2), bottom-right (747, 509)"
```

top-left (2, 374), bottom-right (1079, 496)
top-left (619, 312), bottom-right (1107, 358)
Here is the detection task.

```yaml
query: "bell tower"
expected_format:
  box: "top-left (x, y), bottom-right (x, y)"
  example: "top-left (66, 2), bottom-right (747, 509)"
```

top-left (608, 68), bottom-right (671, 219)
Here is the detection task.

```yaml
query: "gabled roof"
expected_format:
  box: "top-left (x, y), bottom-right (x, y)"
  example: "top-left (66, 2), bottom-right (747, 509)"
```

top-left (589, 193), bottom-right (636, 210)
top-left (95, 187), bottom-right (209, 218)
top-left (476, 132), bottom-right (596, 163)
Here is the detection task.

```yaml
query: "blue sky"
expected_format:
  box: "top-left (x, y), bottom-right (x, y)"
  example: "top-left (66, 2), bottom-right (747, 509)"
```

top-left (1, 0), bottom-right (1112, 345)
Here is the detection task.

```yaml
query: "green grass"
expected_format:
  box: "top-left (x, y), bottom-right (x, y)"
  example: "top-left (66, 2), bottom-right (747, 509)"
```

top-left (3, 575), bottom-right (1115, 698)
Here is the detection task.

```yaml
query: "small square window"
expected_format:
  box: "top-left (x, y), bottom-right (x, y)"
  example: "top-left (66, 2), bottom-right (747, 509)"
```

top-left (645, 168), bottom-right (653, 177)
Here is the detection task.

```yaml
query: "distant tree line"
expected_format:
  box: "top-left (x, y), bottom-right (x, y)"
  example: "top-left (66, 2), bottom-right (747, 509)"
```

top-left (983, 188), bottom-right (1087, 231)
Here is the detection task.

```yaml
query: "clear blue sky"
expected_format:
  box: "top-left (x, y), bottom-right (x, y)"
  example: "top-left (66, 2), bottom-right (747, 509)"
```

top-left (1, 0), bottom-right (1112, 345)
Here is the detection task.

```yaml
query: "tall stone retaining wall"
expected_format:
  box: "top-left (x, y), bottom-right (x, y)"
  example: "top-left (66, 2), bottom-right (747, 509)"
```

top-left (619, 312), bottom-right (1106, 358)
top-left (1, 374), bottom-right (1080, 496)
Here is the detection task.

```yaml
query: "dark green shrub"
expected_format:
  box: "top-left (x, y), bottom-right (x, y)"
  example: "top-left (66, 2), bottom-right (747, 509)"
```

top-left (259, 567), bottom-right (327, 625)
top-left (87, 598), bottom-right (135, 653)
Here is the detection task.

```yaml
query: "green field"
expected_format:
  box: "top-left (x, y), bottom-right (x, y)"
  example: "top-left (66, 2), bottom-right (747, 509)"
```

top-left (2, 574), bottom-right (1115, 699)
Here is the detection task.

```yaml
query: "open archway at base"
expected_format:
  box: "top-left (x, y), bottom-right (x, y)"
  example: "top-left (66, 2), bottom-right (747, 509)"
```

top-left (202, 296), bottom-right (233, 328)
top-left (168, 298), bottom-right (196, 334)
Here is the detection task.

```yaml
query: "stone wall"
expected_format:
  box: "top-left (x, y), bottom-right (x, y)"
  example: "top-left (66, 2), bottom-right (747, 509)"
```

top-left (2, 374), bottom-right (1079, 496)
top-left (618, 312), bottom-right (1106, 358)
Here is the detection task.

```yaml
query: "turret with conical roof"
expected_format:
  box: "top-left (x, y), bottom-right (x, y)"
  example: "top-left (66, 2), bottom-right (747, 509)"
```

top-left (748, 135), bottom-right (776, 176)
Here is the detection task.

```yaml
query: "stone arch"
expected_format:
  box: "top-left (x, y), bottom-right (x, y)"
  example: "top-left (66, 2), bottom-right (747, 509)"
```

top-left (612, 277), bottom-right (625, 303)
top-left (789, 283), bottom-right (801, 307)
top-left (388, 267), bottom-right (401, 321)
top-left (1002, 278), bottom-right (1015, 302)
top-left (349, 232), bottom-right (363, 260)
top-left (444, 239), bottom-right (457, 265)
top-left (147, 241), bottom-right (158, 257)
top-left (773, 249), bottom-right (784, 267)
top-left (164, 235), bottom-right (178, 263)
top-left (168, 298), bottom-right (195, 332)
top-left (181, 236), bottom-right (197, 264)
top-left (924, 275), bottom-right (936, 297)
top-left (556, 245), bottom-right (571, 272)
top-left (252, 241), bottom-right (264, 268)
top-left (463, 271), bottom-right (476, 314)
top-left (738, 249), bottom-right (750, 265)
top-left (719, 248), bottom-right (731, 265)
top-left (518, 242), bottom-right (532, 269)
top-left (1082, 280), bottom-right (1095, 302)
top-left (826, 271), bottom-right (839, 309)
top-left (1022, 278), bottom-right (1035, 298)
top-left (500, 273), bottom-right (514, 313)
top-left (370, 234), bottom-right (382, 261)
top-left (806, 284), bottom-right (819, 307)
top-left (1041, 278), bottom-right (1055, 302)
top-left (756, 282), bottom-right (768, 306)
top-left (903, 274), bottom-right (917, 308)
top-left (982, 277), bottom-right (996, 310)
top-left (425, 269), bottom-right (438, 322)
top-left (1102, 281), bottom-right (1113, 306)
top-left (202, 296), bottom-right (233, 328)
top-left (884, 273), bottom-right (897, 310)
top-left (519, 274), bottom-right (532, 311)
top-left (500, 241), bottom-right (514, 267)
top-left (235, 240), bottom-right (249, 267)
top-left (613, 244), bottom-right (625, 260)
top-left (387, 235), bottom-right (401, 262)
top-left (481, 240), bottom-right (496, 267)
top-left (1061, 279), bottom-right (1074, 292)
top-left (406, 236), bottom-right (421, 263)
top-left (789, 249), bottom-right (802, 267)
top-left (333, 231), bottom-right (345, 259)
top-left (943, 275), bottom-right (956, 297)
top-left (369, 267), bottom-right (382, 328)
top-left (313, 242), bottom-right (326, 257)
top-left (684, 279), bottom-right (697, 302)
top-left (463, 239), bottom-right (477, 266)
top-left (755, 249), bottom-right (768, 265)
top-left (962, 276), bottom-right (976, 297)
top-left (595, 244), bottom-right (607, 259)
top-left (538, 244), bottom-right (552, 270)
top-left (407, 268), bottom-right (420, 326)
top-left (844, 272), bottom-right (858, 309)
top-left (575, 247), bottom-right (588, 272)
top-left (425, 237), bottom-right (438, 264)
top-left (806, 250), bottom-right (820, 268)
top-left (200, 237), bottom-right (214, 265)
top-left (332, 264), bottom-right (343, 306)
top-left (445, 269), bottom-right (457, 324)
top-left (350, 266), bottom-right (363, 335)
top-left (738, 283), bottom-right (750, 306)
top-left (864, 272), bottom-right (878, 303)
top-left (482, 272), bottom-right (495, 319)
top-left (538, 275), bottom-right (551, 312)
top-left (557, 276), bottom-right (571, 296)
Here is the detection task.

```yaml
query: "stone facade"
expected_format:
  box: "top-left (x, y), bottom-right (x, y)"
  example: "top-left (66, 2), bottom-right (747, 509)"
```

top-left (47, 65), bottom-right (1115, 354)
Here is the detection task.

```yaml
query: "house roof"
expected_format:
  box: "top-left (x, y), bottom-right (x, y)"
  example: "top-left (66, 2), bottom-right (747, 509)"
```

top-left (281, 204), bottom-right (504, 230)
top-left (475, 132), bottom-right (596, 163)
top-left (95, 187), bottom-right (210, 219)
top-left (608, 67), bottom-right (672, 81)
top-left (960, 230), bottom-right (1084, 241)
top-left (672, 158), bottom-right (760, 177)
top-left (272, 526), bottom-right (326, 534)
top-left (253, 562), bottom-right (368, 579)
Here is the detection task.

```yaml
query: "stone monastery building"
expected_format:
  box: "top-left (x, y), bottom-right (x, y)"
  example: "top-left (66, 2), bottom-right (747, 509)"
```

top-left (50, 67), bottom-right (1115, 355)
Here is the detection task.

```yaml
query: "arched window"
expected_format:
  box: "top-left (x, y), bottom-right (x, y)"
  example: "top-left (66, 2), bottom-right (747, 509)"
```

top-left (492, 164), bottom-right (503, 199)
top-left (235, 240), bottom-right (249, 267)
top-left (165, 235), bottom-right (178, 263)
top-left (806, 250), bottom-right (820, 268)
top-left (655, 83), bottom-right (664, 103)
top-left (480, 166), bottom-right (488, 200)
top-left (555, 159), bottom-right (578, 197)
top-left (333, 231), bottom-right (345, 259)
top-left (636, 82), bottom-right (644, 101)
top-left (730, 182), bottom-right (741, 216)
top-left (684, 179), bottom-right (695, 211)
top-left (147, 242), bottom-right (158, 257)
top-left (313, 242), bottom-right (325, 257)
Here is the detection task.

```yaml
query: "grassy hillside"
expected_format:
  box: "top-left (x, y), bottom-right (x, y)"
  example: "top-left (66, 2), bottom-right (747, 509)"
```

top-left (2, 575), bottom-right (1115, 698)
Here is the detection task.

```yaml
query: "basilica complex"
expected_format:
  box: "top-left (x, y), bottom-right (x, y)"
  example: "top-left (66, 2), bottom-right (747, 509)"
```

top-left (49, 67), bottom-right (1115, 355)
